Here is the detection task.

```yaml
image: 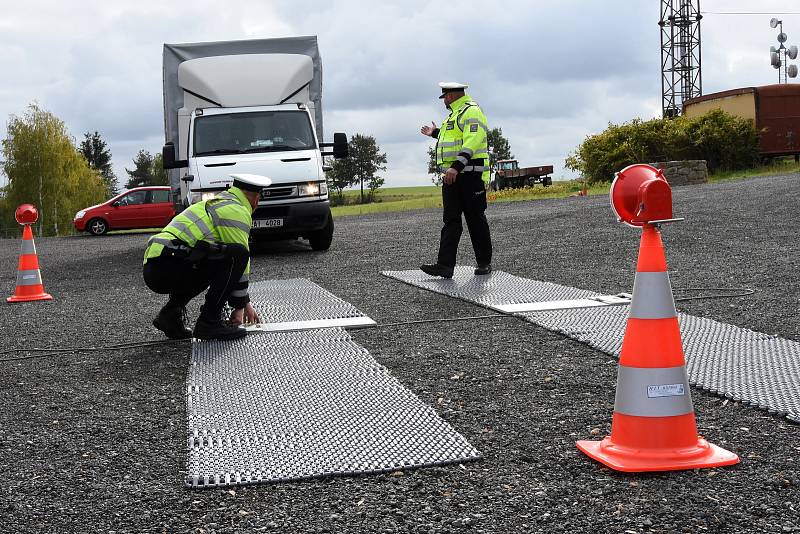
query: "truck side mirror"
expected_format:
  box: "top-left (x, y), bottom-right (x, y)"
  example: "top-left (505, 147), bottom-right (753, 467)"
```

top-left (162, 142), bottom-right (188, 169)
top-left (332, 133), bottom-right (348, 159)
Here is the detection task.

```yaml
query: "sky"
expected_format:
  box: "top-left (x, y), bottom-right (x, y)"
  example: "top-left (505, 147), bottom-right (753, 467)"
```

top-left (1, 0), bottom-right (798, 190)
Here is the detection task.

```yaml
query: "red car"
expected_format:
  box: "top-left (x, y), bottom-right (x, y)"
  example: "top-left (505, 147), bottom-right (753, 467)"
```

top-left (74, 186), bottom-right (175, 236)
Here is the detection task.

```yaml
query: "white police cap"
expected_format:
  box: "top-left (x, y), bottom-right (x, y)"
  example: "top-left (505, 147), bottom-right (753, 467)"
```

top-left (230, 173), bottom-right (272, 192)
top-left (439, 81), bottom-right (469, 98)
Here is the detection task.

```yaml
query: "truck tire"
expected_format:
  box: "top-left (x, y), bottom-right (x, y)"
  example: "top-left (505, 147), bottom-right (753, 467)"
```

top-left (543, 176), bottom-right (552, 186)
top-left (308, 214), bottom-right (334, 251)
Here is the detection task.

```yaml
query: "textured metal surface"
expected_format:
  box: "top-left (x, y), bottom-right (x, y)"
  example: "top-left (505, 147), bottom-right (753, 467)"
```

top-left (384, 267), bottom-right (800, 423)
top-left (247, 278), bottom-right (373, 323)
top-left (382, 267), bottom-right (598, 309)
top-left (187, 280), bottom-right (480, 488)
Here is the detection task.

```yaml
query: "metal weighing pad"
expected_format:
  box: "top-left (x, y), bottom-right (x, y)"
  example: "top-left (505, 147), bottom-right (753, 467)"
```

top-left (245, 278), bottom-right (376, 332)
top-left (383, 267), bottom-right (800, 423)
top-left (186, 280), bottom-right (480, 489)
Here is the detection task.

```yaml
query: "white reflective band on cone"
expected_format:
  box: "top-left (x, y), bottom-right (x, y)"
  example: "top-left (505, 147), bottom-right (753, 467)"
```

top-left (21, 240), bottom-right (36, 255)
top-left (629, 271), bottom-right (678, 319)
top-left (614, 365), bottom-right (694, 417)
top-left (16, 269), bottom-right (42, 286)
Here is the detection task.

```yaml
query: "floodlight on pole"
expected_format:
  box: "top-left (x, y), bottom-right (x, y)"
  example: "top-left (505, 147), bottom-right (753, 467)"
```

top-left (770, 18), bottom-right (798, 82)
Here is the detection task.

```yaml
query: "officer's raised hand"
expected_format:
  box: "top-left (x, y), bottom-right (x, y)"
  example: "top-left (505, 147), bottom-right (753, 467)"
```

top-left (443, 167), bottom-right (458, 185)
top-left (230, 302), bottom-right (261, 326)
top-left (420, 121), bottom-right (437, 137)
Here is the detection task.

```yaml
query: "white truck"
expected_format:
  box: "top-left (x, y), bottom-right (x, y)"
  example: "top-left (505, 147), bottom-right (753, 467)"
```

top-left (161, 36), bottom-right (347, 250)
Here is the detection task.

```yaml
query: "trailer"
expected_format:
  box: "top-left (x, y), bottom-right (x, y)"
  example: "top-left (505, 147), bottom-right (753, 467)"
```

top-left (683, 84), bottom-right (800, 160)
top-left (491, 159), bottom-right (553, 190)
top-left (161, 36), bottom-right (347, 251)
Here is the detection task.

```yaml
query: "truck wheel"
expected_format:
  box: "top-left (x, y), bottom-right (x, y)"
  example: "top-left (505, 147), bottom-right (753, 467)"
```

top-left (543, 176), bottom-right (552, 186)
top-left (308, 214), bottom-right (334, 251)
top-left (88, 218), bottom-right (108, 236)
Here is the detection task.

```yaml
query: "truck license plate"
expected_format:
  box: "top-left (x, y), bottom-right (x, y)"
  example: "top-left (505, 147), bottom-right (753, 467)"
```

top-left (253, 218), bottom-right (283, 228)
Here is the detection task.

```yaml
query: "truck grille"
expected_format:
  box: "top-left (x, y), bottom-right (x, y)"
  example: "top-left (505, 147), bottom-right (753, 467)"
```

top-left (260, 186), bottom-right (297, 201)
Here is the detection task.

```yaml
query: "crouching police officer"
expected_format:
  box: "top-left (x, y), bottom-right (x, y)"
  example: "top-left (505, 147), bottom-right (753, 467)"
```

top-left (142, 174), bottom-right (270, 341)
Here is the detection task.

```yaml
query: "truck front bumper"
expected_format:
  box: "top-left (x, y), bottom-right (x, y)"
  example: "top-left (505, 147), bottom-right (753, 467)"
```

top-left (251, 199), bottom-right (331, 239)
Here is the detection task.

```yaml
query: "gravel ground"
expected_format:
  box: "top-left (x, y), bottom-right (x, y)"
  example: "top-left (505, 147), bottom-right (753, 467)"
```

top-left (0, 173), bottom-right (798, 533)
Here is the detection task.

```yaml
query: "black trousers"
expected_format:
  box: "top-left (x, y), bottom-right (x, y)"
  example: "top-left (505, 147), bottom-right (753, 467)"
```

top-left (437, 172), bottom-right (492, 268)
top-left (142, 244), bottom-right (249, 321)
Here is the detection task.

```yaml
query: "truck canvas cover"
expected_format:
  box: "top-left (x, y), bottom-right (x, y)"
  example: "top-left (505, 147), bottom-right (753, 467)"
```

top-left (162, 36), bottom-right (323, 190)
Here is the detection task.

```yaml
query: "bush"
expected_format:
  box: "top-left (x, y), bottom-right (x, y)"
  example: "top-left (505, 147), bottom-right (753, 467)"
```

top-left (565, 109), bottom-right (761, 183)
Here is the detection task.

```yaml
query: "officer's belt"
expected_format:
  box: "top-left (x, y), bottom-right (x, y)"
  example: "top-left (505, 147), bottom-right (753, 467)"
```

top-left (439, 165), bottom-right (490, 172)
top-left (149, 235), bottom-right (192, 255)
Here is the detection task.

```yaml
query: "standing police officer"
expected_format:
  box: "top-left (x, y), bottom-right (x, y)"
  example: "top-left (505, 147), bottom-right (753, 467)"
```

top-left (420, 82), bottom-right (492, 278)
top-left (142, 174), bottom-right (269, 340)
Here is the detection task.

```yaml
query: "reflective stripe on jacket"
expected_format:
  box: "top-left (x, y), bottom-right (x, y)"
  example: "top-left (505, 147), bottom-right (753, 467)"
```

top-left (435, 94), bottom-right (490, 183)
top-left (143, 186), bottom-right (253, 306)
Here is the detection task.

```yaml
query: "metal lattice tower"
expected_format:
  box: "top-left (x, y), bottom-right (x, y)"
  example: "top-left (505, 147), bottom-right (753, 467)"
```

top-left (660, 0), bottom-right (703, 118)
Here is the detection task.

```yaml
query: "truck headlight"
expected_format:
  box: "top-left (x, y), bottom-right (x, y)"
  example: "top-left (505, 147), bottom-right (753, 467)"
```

top-left (298, 182), bottom-right (321, 197)
top-left (189, 192), bottom-right (218, 204)
top-left (74, 210), bottom-right (86, 220)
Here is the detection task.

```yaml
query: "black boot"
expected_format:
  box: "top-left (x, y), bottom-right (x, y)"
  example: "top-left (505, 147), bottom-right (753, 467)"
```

top-left (152, 306), bottom-right (193, 339)
top-left (420, 263), bottom-right (454, 278)
top-left (193, 311), bottom-right (247, 341)
top-left (474, 264), bottom-right (492, 275)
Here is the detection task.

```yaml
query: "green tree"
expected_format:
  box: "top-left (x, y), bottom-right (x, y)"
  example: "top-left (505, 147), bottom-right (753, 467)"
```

top-left (487, 127), bottom-right (513, 171)
top-left (125, 149), bottom-right (167, 188)
top-left (565, 109), bottom-right (760, 184)
top-left (152, 153), bottom-right (168, 185)
top-left (367, 174), bottom-right (385, 201)
top-left (325, 156), bottom-right (357, 203)
top-left (79, 131), bottom-right (118, 196)
top-left (349, 134), bottom-right (387, 203)
top-left (427, 146), bottom-right (441, 186)
top-left (1, 103), bottom-right (106, 236)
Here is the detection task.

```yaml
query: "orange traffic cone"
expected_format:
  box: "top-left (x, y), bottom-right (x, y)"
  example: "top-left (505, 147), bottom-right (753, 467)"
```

top-left (576, 224), bottom-right (738, 472)
top-left (7, 224), bottom-right (53, 303)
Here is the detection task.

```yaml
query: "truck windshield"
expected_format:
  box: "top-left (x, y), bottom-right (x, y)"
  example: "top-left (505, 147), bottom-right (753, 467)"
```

top-left (193, 110), bottom-right (316, 156)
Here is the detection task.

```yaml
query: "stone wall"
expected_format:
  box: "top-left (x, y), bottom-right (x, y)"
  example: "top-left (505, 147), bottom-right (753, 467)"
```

top-left (648, 160), bottom-right (708, 186)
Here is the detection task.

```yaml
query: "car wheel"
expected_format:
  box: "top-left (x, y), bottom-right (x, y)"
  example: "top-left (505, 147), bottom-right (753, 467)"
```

top-left (308, 214), bottom-right (334, 251)
top-left (87, 218), bottom-right (108, 236)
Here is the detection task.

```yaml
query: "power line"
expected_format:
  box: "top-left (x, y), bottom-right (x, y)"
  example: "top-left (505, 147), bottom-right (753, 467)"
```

top-left (701, 11), bottom-right (800, 15)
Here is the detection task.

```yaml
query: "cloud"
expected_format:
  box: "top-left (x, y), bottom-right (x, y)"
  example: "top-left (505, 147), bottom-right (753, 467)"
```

top-left (2, 0), bottom-right (798, 191)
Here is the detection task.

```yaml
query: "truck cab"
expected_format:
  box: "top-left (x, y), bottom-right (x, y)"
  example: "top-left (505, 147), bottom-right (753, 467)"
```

top-left (182, 104), bottom-right (338, 248)
top-left (162, 39), bottom-right (346, 250)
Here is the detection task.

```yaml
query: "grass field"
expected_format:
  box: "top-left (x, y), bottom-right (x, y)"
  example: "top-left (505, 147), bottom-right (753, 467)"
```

top-left (708, 157), bottom-right (800, 182)
top-left (331, 159), bottom-right (800, 218)
top-left (330, 180), bottom-right (601, 217)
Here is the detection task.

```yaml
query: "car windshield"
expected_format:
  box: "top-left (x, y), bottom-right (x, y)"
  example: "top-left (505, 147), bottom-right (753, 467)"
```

top-left (193, 111), bottom-right (316, 156)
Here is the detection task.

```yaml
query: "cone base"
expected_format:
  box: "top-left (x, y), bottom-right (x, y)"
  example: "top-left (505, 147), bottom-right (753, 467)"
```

top-left (7, 292), bottom-right (53, 303)
top-left (576, 437), bottom-right (739, 472)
